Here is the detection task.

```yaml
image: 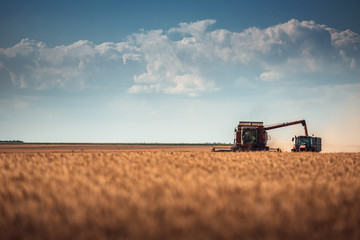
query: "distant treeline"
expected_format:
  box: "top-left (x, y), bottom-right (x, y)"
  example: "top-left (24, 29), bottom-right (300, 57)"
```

top-left (0, 140), bottom-right (24, 144)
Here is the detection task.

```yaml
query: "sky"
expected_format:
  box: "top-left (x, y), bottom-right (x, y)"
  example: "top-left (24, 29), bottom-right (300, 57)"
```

top-left (1, 0), bottom-right (360, 149)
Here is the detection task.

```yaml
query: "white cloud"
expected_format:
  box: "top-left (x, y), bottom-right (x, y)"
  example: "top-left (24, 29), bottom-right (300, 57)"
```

top-left (1, 19), bottom-right (359, 95)
top-left (0, 38), bottom-right (137, 89)
top-left (128, 19), bottom-right (359, 94)
top-left (259, 71), bottom-right (280, 82)
top-left (329, 29), bottom-right (360, 48)
top-left (127, 84), bottom-right (161, 94)
top-left (168, 19), bottom-right (216, 37)
top-left (127, 27), bottom-right (218, 96)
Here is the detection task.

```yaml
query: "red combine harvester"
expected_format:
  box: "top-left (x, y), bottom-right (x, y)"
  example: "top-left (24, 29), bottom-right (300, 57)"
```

top-left (212, 120), bottom-right (321, 152)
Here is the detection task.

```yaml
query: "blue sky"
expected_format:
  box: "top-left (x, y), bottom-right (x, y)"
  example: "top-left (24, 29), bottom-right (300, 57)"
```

top-left (1, 0), bottom-right (360, 148)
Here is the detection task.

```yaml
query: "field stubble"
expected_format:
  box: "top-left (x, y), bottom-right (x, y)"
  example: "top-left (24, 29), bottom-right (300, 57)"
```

top-left (1, 149), bottom-right (360, 240)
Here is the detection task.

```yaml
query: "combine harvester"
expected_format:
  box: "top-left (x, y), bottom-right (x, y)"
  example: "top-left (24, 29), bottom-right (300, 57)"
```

top-left (212, 120), bottom-right (321, 152)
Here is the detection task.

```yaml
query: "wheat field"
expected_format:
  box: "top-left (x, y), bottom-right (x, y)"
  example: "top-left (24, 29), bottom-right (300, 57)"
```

top-left (1, 147), bottom-right (360, 240)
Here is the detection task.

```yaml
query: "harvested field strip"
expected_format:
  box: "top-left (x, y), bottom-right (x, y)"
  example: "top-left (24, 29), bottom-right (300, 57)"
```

top-left (1, 151), bottom-right (360, 239)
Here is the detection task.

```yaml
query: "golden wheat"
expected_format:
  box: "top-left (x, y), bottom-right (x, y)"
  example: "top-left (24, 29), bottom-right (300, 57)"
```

top-left (0, 150), bottom-right (359, 240)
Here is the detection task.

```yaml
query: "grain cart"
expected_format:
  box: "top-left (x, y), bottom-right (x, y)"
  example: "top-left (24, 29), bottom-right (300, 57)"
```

top-left (212, 120), bottom-right (320, 152)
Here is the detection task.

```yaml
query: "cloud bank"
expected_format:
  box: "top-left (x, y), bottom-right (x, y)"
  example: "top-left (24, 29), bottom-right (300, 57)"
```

top-left (0, 19), bottom-right (359, 94)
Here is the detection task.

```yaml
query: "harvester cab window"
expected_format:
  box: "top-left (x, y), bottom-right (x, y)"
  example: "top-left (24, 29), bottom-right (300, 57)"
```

top-left (242, 128), bottom-right (257, 145)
